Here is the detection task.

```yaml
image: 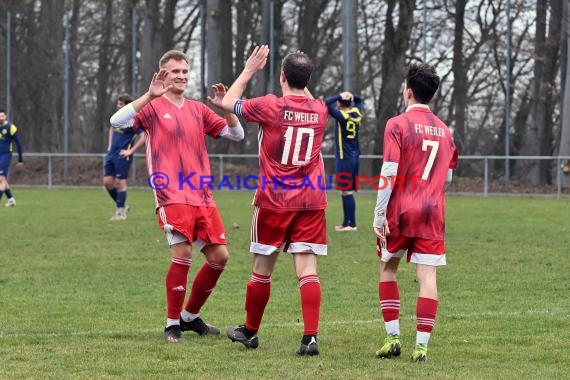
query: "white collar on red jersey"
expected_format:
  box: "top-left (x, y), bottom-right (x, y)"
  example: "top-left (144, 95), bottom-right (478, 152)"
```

top-left (162, 94), bottom-right (185, 109)
top-left (406, 103), bottom-right (430, 112)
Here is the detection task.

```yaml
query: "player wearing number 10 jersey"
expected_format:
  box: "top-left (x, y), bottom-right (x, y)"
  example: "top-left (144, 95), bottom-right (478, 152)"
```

top-left (221, 46), bottom-right (328, 356)
top-left (373, 64), bottom-right (458, 362)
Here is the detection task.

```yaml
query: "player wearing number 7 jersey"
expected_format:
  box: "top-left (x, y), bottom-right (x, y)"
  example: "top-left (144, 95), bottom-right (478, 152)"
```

top-left (220, 46), bottom-right (329, 356)
top-left (373, 64), bottom-right (458, 363)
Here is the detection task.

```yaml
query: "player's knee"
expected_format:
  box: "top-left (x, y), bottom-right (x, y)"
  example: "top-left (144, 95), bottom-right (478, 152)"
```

top-left (171, 242), bottom-right (192, 260)
top-left (204, 245), bottom-right (229, 267)
top-left (116, 180), bottom-right (127, 192)
top-left (103, 177), bottom-right (114, 189)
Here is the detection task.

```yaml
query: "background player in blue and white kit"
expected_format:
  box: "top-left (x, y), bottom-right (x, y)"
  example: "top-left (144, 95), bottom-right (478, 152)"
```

top-left (325, 91), bottom-right (363, 231)
top-left (104, 95), bottom-right (146, 220)
top-left (0, 109), bottom-right (24, 207)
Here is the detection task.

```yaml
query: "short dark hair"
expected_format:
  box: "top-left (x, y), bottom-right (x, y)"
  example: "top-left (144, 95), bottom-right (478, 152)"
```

top-left (282, 52), bottom-right (314, 89)
top-left (117, 94), bottom-right (133, 104)
top-left (339, 99), bottom-right (352, 108)
top-left (406, 64), bottom-right (440, 104)
top-left (0, 109), bottom-right (5, 113)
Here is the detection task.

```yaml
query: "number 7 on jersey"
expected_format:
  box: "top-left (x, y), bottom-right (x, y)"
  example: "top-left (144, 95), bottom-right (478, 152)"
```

top-left (421, 139), bottom-right (439, 180)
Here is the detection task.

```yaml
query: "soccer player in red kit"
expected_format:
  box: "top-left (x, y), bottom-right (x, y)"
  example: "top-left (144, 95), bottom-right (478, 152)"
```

top-left (373, 64), bottom-right (458, 362)
top-left (110, 50), bottom-right (245, 343)
top-left (220, 46), bottom-right (329, 356)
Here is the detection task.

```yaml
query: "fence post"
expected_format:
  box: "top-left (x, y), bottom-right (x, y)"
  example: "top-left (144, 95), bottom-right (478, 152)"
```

top-left (484, 157), bottom-right (488, 197)
top-left (557, 157), bottom-right (561, 199)
top-left (219, 155), bottom-right (224, 180)
top-left (48, 155), bottom-right (52, 190)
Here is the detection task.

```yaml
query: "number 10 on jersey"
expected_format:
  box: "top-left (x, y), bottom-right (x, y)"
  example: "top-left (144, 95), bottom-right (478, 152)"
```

top-left (281, 126), bottom-right (315, 165)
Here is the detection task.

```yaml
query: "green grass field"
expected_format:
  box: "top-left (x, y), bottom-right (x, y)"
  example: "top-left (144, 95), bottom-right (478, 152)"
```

top-left (1, 189), bottom-right (569, 379)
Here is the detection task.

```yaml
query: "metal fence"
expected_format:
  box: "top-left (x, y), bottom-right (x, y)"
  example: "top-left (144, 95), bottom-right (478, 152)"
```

top-left (6, 153), bottom-right (570, 198)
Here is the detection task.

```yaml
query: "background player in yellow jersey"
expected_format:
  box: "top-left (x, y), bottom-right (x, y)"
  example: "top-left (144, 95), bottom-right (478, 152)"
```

top-left (325, 91), bottom-right (363, 231)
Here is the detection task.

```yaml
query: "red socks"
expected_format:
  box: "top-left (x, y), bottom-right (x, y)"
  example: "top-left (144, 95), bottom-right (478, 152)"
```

top-left (379, 281), bottom-right (400, 322)
top-left (244, 273), bottom-right (322, 336)
top-left (165, 258), bottom-right (192, 319)
top-left (185, 262), bottom-right (225, 314)
top-left (416, 297), bottom-right (438, 333)
top-left (245, 273), bottom-right (271, 332)
top-left (299, 274), bottom-right (321, 336)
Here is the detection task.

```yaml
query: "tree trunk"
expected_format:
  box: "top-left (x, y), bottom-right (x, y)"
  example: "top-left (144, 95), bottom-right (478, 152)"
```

top-left (162, 0), bottom-right (178, 51)
top-left (527, 0), bottom-right (562, 184)
top-left (36, 0), bottom-right (65, 151)
top-left (140, 0), bottom-right (162, 91)
top-left (123, 0), bottom-right (137, 96)
top-left (67, 0), bottom-right (82, 152)
top-left (373, 0), bottom-right (416, 167)
top-left (93, 0), bottom-right (114, 153)
top-left (206, 0), bottom-right (233, 89)
top-left (559, 0), bottom-right (570, 187)
top-left (539, 0), bottom-right (562, 183)
top-left (451, 0), bottom-right (467, 154)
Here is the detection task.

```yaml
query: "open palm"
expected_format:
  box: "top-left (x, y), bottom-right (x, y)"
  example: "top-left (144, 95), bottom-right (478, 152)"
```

top-left (148, 69), bottom-right (172, 98)
top-left (244, 45), bottom-right (269, 74)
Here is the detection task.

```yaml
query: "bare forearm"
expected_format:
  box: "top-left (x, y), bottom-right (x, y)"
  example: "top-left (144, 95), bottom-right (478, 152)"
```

top-left (131, 135), bottom-right (146, 153)
top-left (222, 70), bottom-right (255, 112)
top-left (131, 92), bottom-right (154, 112)
top-left (107, 128), bottom-right (113, 149)
top-left (224, 112), bottom-right (239, 128)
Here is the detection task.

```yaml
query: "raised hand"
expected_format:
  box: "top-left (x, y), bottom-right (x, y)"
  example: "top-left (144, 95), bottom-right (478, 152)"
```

top-left (244, 45), bottom-right (269, 74)
top-left (340, 91), bottom-right (353, 101)
top-left (207, 83), bottom-right (228, 110)
top-left (148, 69), bottom-right (173, 98)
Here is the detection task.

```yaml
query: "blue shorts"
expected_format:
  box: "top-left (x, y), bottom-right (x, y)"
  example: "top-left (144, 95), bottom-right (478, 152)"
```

top-left (335, 158), bottom-right (359, 191)
top-left (104, 154), bottom-right (133, 179)
top-left (0, 153), bottom-right (11, 177)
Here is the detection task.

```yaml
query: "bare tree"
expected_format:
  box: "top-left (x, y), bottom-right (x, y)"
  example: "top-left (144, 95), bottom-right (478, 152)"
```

top-left (206, 0), bottom-right (233, 89)
top-left (559, 0), bottom-right (570, 186)
top-left (140, 0), bottom-right (163, 89)
top-left (373, 0), bottom-right (416, 163)
top-left (526, 0), bottom-right (562, 184)
top-left (450, 0), bottom-right (467, 154)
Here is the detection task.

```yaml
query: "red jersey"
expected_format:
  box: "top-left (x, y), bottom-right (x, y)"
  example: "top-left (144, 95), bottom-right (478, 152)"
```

top-left (383, 105), bottom-right (458, 240)
top-left (240, 94), bottom-right (329, 210)
top-left (134, 95), bottom-right (226, 208)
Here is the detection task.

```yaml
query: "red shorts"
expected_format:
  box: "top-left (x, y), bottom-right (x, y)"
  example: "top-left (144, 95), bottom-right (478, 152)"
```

top-left (250, 207), bottom-right (327, 255)
top-left (377, 235), bottom-right (446, 266)
top-left (157, 204), bottom-right (227, 249)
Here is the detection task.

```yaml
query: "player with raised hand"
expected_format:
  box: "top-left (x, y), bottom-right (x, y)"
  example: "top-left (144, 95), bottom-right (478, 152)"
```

top-left (373, 64), bottom-right (458, 362)
top-left (110, 50), bottom-right (245, 343)
top-left (220, 46), bottom-right (329, 356)
top-left (325, 90), bottom-right (363, 231)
